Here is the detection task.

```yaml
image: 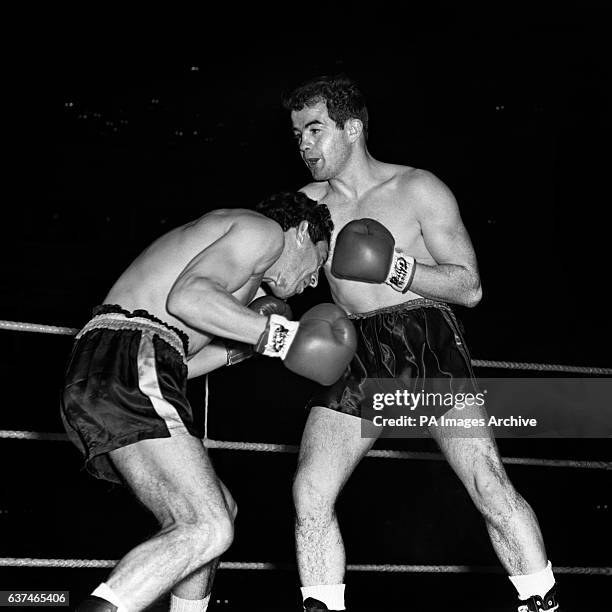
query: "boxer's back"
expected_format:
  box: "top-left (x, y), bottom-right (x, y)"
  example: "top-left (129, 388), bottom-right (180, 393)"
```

top-left (104, 208), bottom-right (267, 350)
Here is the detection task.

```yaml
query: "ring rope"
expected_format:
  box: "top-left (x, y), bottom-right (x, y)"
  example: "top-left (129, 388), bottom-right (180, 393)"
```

top-left (0, 558), bottom-right (609, 575)
top-left (0, 430), bottom-right (69, 441)
top-left (1, 319), bottom-right (610, 375)
top-left (470, 359), bottom-right (612, 375)
top-left (0, 321), bottom-right (79, 336)
top-left (3, 322), bottom-right (610, 581)
top-left (204, 439), bottom-right (612, 470)
top-left (1, 430), bottom-right (610, 470)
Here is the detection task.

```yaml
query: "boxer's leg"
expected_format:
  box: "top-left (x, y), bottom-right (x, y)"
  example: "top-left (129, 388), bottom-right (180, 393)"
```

top-left (293, 407), bottom-right (380, 610)
top-left (97, 433), bottom-right (234, 611)
top-left (430, 402), bottom-right (554, 604)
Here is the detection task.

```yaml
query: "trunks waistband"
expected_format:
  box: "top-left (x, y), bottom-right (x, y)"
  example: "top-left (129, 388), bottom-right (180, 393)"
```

top-left (76, 304), bottom-right (189, 359)
top-left (348, 298), bottom-right (451, 320)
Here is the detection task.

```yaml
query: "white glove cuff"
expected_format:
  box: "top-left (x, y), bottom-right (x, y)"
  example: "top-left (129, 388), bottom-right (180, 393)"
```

top-left (259, 315), bottom-right (299, 359)
top-left (386, 251), bottom-right (416, 293)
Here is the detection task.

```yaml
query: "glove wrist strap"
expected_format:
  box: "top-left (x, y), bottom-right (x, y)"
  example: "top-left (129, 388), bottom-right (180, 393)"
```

top-left (224, 340), bottom-right (253, 366)
top-left (254, 315), bottom-right (299, 359)
top-left (387, 251), bottom-right (416, 293)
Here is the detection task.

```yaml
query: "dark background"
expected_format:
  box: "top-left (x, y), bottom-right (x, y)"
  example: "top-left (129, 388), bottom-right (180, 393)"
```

top-left (1, 6), bottom-right (610, 610)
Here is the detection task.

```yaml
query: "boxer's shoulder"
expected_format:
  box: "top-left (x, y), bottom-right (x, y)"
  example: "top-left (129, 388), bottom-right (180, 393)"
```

top-left (299, 181), bottom-right (329, 202)
top-left (397, 167), bottom-right (454, 201)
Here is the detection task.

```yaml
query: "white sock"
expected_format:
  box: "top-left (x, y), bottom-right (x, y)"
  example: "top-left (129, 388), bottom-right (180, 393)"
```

top-left (169, 592), bottom-right (211, 612)
top-left (301, 584), bottom-right (345, 610)
top-left (91, 583), bottom-right (127, 611)
top-left (509, 560), bottom-right (556, 600)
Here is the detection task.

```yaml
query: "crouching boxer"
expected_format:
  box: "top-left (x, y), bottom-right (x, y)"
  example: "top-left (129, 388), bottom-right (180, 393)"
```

top-left (61, 191), bottom-right (356, 612)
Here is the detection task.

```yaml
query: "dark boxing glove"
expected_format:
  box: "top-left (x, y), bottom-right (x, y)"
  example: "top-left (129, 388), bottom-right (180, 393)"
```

top-left (331, 218), bottom-right (416, 293)
top-left (222, 296), bottom-right (293, 365)
top-left (254, 303), bottom-right (357, 385)
top-left (74, 596), bottom-right (117, 612)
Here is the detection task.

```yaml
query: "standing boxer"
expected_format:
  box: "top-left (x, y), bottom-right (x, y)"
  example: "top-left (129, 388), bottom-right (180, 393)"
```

top-left (284, 75), bottom-right (558, 612)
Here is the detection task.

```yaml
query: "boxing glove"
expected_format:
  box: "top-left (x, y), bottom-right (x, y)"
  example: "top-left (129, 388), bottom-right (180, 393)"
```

top-left (221, 296), bottom-right (293, 365)
top-left (331, 218), bottom-right (416, 293)
top-left (254, 303), bottom-right (357, 385)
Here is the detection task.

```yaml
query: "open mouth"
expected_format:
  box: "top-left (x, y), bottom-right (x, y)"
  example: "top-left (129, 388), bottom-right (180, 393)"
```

top-left (305, 157), bottom-right (320, 167)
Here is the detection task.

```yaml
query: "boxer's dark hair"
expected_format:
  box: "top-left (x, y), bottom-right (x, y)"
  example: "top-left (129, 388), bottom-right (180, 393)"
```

top-left (256, 191), bottom-right (333, 245)
top-left (282, 73), bottom-right (369, 138)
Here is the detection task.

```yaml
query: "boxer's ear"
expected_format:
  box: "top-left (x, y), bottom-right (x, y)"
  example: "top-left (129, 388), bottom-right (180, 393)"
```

top-left (296, 220), bottom-right (310, 244)
top-left (346, 118), bottom-right (363, 143)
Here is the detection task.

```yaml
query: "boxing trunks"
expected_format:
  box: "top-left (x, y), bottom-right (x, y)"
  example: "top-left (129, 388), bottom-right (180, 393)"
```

top-left (308, 298), bottom-right (477, 420)
top-left (60, 304), bottom-right (203, 483)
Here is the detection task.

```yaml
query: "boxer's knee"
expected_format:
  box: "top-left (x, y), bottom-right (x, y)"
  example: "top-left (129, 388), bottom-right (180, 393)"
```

top-left (225, 491), bottom-right (238, 521)
top-left (187, 513), bottom-right (234, 563)
top-left (161, 504), bottom-right (235, 565)
top-left (293, 469), bottom-right (338, 520)
top-left (220, 484), bottom-right (238, 521)
top-left (469, 456), bottom-right (518, 520)
top-left (201, 511), bottom-right (235, 560)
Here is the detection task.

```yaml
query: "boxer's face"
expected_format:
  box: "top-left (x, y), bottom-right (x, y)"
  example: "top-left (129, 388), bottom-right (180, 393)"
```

top-left (267, 232), bottom-right (328, 299)
top-left (291, 101), bottom-right (352, 181)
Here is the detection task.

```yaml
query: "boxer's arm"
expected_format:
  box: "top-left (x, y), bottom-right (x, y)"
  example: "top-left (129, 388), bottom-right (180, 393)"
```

top-left (186, 294), bottom-right (291, 379)
top-left (407, 171), bottom-right (482, 307)
top-left (186, 343), bottom-right (228, 379)
top-left (167, 218), bottom-right (284, 342)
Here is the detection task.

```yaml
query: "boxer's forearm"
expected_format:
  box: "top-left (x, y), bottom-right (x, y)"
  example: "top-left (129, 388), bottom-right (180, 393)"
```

top-left (187, 343), bottom-right (228, 379)
top-left (167, 278), bottom-right (268, 343)
top-left (409, 262), bottom-right (482, 307)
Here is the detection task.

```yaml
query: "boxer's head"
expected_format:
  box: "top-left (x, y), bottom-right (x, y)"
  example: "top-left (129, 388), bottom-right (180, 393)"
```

top-left (256, 191), bottom-right (332, 298)
top-left (284, 73), bottom-right (369, 137)
top-left (284, 74), bottom-right (369, 181)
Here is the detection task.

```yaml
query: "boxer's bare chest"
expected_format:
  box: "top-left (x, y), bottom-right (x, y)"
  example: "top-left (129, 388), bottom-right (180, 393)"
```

top-left (320, 181), bottom-right (423, 262)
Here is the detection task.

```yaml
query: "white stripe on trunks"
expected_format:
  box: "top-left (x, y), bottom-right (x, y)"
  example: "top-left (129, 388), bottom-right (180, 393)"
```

top-left (137, 330), bottom-right (187, 434)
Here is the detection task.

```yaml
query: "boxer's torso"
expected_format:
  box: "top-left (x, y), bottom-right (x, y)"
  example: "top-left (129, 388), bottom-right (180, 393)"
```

top-left (104, 209), bottom-right (265, 355)
top-left (303, 165), bottom-right (438, 315)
